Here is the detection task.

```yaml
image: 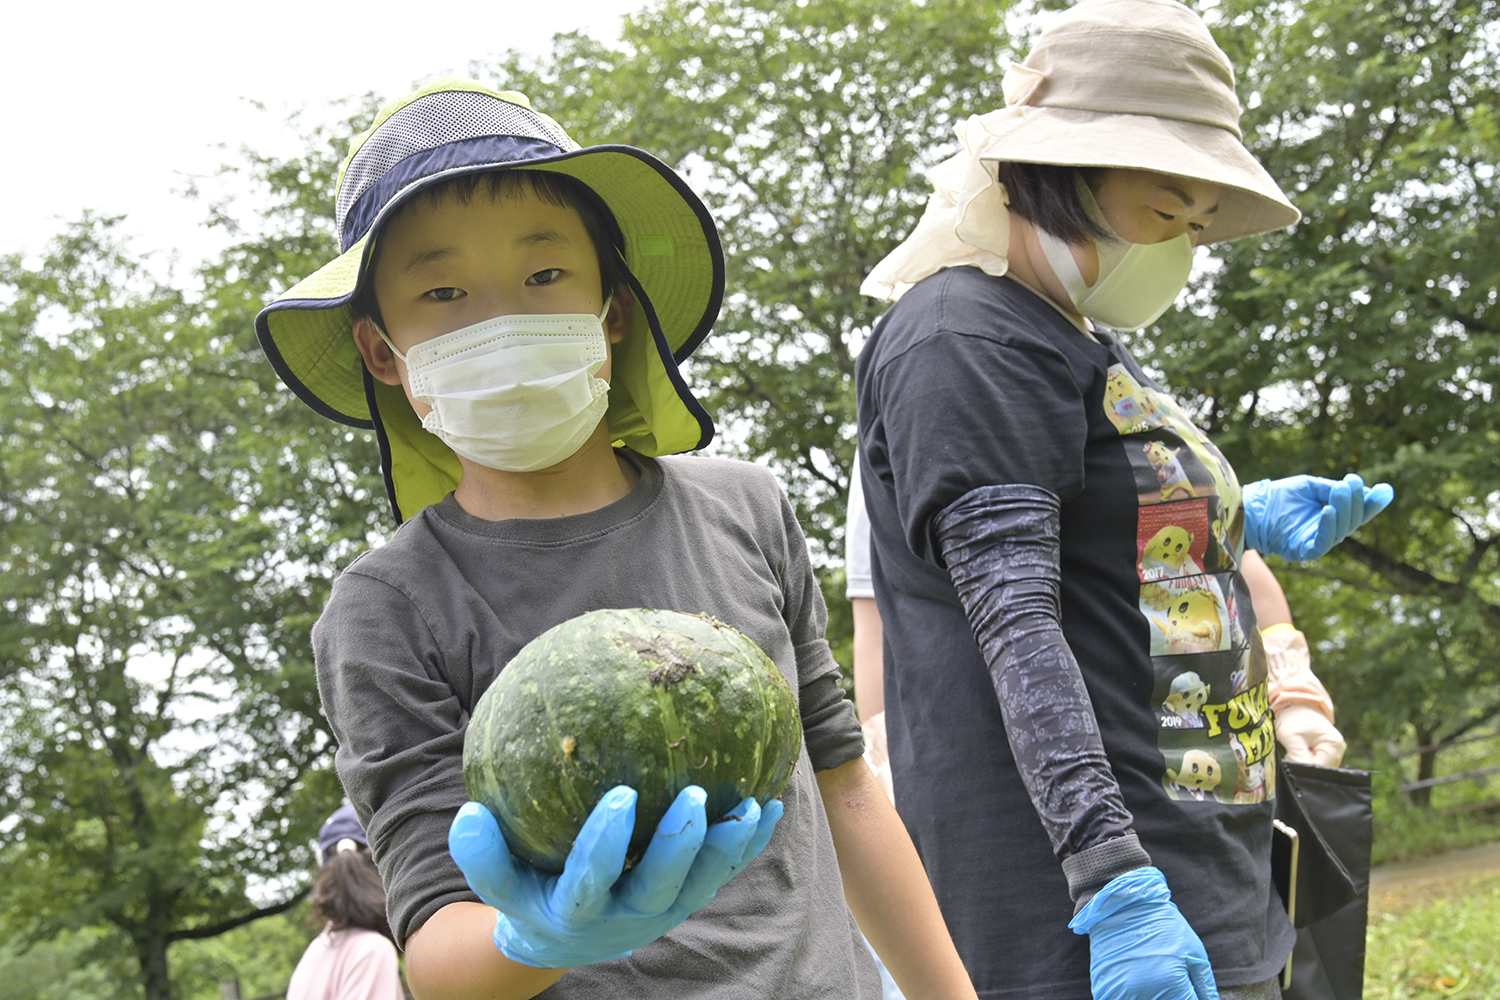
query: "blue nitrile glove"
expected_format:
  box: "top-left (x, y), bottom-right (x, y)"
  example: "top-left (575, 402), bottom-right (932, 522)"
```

top-left (1242, 473), bottom-right (1394, 561)
top-left (1069, 866), bottom-right (1219, 1000)
top-left (449, 785), bottom-right (783, 969)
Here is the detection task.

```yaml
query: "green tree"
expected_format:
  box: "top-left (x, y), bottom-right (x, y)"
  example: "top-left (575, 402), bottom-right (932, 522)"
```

top-left (166, 902), bottom-right (321, 1000)
top-left (483, 0), bottom-right (1011, 556)
top-left (0, 104), bottom-right (384, 998)
top-left (1136, 0), bottom-right (1500, 790)
top-left (0, 927), bottom-right (134, 1000)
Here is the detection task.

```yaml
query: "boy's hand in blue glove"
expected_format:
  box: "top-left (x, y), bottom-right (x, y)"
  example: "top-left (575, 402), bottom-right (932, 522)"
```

top-left (1069, 866), bottom-right (1219, 1000)
top-left (1242, 473), bottom-right (1394, 562)
top-left (449, 785), bottom-right (783, 969)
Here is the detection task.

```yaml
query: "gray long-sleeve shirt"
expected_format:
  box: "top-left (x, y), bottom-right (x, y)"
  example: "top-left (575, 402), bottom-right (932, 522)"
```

top-left (313, 453), bottom-right (877, 998)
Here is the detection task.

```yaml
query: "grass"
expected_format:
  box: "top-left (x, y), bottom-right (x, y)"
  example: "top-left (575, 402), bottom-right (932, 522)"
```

top-left (1365, 870), bottom-right (1500, 999)
top-left (1341, 737), bottom-right (1500, 997)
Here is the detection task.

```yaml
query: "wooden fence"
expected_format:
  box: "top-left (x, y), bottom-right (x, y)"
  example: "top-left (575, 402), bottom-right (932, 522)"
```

top-left (1387, 729), bottom-right (1500, 814)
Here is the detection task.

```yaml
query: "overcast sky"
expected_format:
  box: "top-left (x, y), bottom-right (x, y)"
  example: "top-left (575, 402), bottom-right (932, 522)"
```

top-left (2, 0), bottom-right (649, 272)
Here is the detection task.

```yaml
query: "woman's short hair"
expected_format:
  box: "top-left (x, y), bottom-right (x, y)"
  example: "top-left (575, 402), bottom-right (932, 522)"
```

top-left (994, 162), bottom-right (1112, 247)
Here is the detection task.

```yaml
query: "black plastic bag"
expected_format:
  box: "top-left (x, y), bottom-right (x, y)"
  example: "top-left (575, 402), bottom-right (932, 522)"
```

top-left (1272, 759), bottom-right (1374, 1000)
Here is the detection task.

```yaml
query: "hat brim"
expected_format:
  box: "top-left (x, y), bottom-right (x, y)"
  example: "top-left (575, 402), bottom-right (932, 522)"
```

top-left (255, 145), bottom-right (722, 521)
top-left (975, 107), bottom-right (1300, 244)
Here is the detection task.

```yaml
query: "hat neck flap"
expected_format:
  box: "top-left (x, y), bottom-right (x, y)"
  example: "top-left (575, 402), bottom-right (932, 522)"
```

top-left (605, 268), bottom-right (714, 457)
top-left (366, 371), bottom-right (462, 524)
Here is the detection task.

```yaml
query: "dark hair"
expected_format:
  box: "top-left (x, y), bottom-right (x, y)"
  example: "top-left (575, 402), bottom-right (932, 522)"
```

top-left (994, 162), bottom-right (1113, 246)
top-left (309, 847), bottom-right (393, 941)
top-left (350, 169), bottom-right (630, 329)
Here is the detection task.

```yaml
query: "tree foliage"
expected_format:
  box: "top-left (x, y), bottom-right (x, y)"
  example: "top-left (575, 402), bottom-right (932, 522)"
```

top-left (483, 0), bottom-right (1010, 554)
top-left (1136, 0), bottom-right (1500, 781)
top-left (484, 0), bottom-right (1500, 762)
top-left (484, 0), bottom-right (1500, 780)
top-left (6, 5), bottom-right (1499, 996)
top-left (0, 103), bottom-right (384, 999)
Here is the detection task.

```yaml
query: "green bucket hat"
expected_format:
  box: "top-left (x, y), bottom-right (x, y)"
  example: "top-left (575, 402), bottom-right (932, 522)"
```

top-left (255, 78), bottom-right (722, 522)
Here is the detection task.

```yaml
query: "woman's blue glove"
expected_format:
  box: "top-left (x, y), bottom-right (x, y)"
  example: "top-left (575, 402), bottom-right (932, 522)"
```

top-left (448, 785), bottom-right (783, 969)
top-left (1242, 473), bottom-right (1394, 561)
top-left (1069, 866), bottom-right (1219, 1000)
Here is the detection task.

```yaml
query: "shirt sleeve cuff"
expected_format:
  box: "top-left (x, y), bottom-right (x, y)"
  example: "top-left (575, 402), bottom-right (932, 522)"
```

top-left (1060, 833), bottom-right (1153, 911)
top-left (798, 660), bottom-right (866, 772)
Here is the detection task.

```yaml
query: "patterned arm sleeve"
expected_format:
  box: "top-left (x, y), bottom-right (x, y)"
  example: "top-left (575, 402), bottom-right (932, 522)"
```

top-left (934, 483), bottom-right (1151, 905)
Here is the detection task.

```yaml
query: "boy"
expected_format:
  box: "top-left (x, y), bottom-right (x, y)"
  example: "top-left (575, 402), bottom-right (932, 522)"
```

top-left (255, 80), bottom-right (975, 1000)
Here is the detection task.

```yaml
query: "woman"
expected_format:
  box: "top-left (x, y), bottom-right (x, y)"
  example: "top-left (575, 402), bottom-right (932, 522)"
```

top-left (287, 805), bottom-right (405, 1000)
top-left (854, 1), bottom-right (1390, 998)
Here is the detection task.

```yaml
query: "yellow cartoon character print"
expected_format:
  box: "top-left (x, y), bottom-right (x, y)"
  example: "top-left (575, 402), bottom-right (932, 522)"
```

top-left (1109, 356), bottom-right (1270, 806)
top-left (1140, 525), bottom-right (1202, 581)
top-left (1159, 671), bottom-right (1210, 729)
top-left (1103, 365), bottom-right (1163, 434)
top-left (1142, 440), bottom-right (1196, 502)
top-left (1148, 587), bottom-right (1229, 656)
top-left (1231, 738), bottom-right (1268, 804)
top-left (1166, 748), bottom-right (1223, 802)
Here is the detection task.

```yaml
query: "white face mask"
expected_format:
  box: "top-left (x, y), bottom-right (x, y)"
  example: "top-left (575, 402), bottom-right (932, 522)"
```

top-left (376, 298), bottom-right (614, 472)
top-left (1035, 181), bottom-right (1194, 330)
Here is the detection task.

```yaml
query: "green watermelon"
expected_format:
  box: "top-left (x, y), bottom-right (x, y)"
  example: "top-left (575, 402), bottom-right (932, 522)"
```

top-left (463, 608), bottom-right (803, 873)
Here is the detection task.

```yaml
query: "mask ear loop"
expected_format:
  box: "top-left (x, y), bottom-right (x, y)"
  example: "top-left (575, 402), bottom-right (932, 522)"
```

top-left (373, 321), bottom-right (408, 363)
top-left (1036, 229), bottom-right (1092, 303)
top-left (356, 230), bottom-right (406, 361)
top-left (1036, 175), bottom-right (1141, 306)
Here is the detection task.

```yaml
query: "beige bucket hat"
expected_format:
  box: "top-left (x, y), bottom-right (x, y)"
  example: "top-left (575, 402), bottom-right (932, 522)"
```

top-left (256, 79), bottom-right (722, 521)
top-left (863, 0), bottom-right (1300, 300)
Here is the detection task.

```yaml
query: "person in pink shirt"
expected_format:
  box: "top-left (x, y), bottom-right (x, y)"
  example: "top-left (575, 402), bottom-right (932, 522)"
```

top-left (288, 805), bottom-right (406, 1000)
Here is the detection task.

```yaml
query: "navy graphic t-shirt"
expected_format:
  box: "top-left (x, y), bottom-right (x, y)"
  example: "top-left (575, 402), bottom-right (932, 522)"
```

top-left (856, 266), bottom-right (1292, 999)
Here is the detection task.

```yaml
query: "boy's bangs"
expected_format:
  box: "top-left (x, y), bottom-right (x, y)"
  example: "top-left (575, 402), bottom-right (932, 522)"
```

top-left (351, 169), bottom-right (631, 330)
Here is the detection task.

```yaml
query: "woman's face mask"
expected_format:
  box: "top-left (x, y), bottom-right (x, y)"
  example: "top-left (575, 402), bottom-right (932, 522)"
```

top-left (376, 297), bottom-right (614, 472)
top-left (1035, 176), bottom-right (1198, 330)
